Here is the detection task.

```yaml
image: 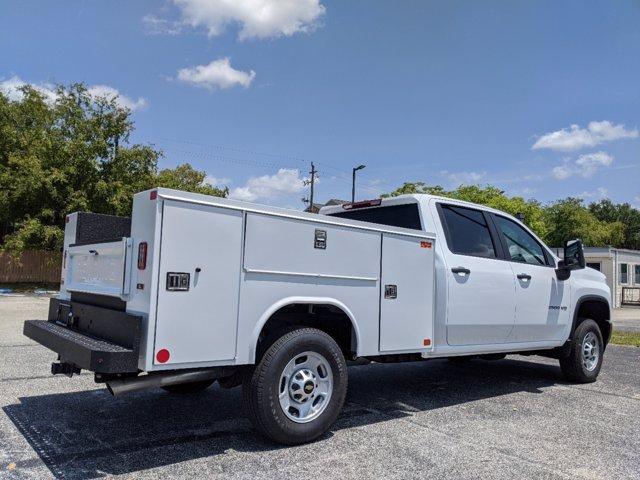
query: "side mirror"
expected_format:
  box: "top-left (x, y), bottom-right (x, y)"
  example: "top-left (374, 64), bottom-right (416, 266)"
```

top-left (556, 239), bottom-right (585, 280)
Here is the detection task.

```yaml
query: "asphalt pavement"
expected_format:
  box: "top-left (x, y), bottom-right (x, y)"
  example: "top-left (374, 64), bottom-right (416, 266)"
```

top-left (1, 295), bottom-right (639, 479)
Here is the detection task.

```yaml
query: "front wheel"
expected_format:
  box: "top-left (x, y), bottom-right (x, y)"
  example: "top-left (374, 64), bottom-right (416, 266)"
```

top-left (243, 328), bottom-right (348, 445)
top-left (559, 319), bottom-right (604, 383)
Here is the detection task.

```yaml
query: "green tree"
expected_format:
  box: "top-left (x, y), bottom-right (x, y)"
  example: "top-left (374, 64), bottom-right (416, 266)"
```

top-left (588, 199), bottom-right (640, 250)
top-left (0, 83), bottom-right (227, 252)
top-left (543, 198), bottom-right (625, 247)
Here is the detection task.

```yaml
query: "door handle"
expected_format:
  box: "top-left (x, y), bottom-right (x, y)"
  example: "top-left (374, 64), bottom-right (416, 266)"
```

top-left (517, 273), bottom-right (532, 280)
top-left (451, 267), bottom-right (470, 275)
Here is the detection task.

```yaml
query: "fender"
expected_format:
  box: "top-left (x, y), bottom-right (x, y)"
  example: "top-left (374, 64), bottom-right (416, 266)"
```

top-left (558, 294), bottom-right (612, 357)
top-left (570, 295), bottom-right (611, 333)
top-left (249, 296), bottom-right (362, 362)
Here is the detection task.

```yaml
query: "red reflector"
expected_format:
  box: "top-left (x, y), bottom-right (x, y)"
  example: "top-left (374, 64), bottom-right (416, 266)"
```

top-left (150, 190), bottom-right (157, 200)
top-left (156, 349), bottom-right (170, 363)
top-left (423, 338), bottom-right (431, 346)
top-left (342, 198), bottom-right (382, 210)
top-left (420, 241), bottom-right (432, 249)
top-left (137, 242), bottom-right (148, 270)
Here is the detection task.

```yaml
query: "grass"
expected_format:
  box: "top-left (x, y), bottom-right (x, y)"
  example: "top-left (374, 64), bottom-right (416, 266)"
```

top-left (610, 330), bottom-right (640, 347)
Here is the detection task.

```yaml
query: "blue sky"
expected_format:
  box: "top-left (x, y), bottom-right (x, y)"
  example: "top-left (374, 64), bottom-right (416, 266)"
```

top-left (1, 0), bottom-right (639, 209)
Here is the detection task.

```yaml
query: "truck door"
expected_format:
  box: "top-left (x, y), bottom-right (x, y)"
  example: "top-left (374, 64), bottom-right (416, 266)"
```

top-left (154, 200), bottom-right (242, 365)
top-left (379, 233), bottom-right (435, 352)
top-left (436, 203), bottom-right (516, 346)
top-left (491, 214), bottom-right (571, 342)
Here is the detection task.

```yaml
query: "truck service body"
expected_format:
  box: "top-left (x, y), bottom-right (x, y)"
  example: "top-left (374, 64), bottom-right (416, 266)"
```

top-left (24, 188), bottom-right (612, 444)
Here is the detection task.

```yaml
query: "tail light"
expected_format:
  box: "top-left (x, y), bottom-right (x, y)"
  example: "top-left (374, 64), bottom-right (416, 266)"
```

top-left (137, 242), bottom-right (148, 270)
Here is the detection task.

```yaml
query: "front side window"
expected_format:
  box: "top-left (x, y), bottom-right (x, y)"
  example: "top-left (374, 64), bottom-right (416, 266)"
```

top-left (494, 216), bottom-right (547, 266)
top-left (620, 263), bottom-right (629, 284)
top-left (439, 205), bottom-right (496, 258)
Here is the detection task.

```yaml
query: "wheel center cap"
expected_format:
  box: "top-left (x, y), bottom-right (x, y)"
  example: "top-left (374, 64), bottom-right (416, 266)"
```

top-left (289, 368), bottom-right (316, 403)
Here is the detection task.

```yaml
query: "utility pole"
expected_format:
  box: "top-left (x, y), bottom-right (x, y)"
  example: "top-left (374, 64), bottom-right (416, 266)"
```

top-left (351, 164), bottom-right (366, 203)
top-left (309, 162), bottom-right (317, 212)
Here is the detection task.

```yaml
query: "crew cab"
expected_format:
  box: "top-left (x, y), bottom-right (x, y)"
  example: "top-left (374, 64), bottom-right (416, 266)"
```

top-left (24, 188), bottom-right (612, 444)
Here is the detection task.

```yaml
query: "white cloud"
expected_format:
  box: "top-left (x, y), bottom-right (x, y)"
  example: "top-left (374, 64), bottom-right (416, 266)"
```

top-left (515, 187), bottom-right (537, 196)
top-left (551, 164), bottom-right (573, 180)
top-left (522, 174), bottom-right (543, 181)
top-left (85, 85), bottom-right (147, 111)
top-left (229, 168), bottom-right (306, 202)
top-left (532, 121), bottom-right (638, 152)
top-left (173, 0), bottom-right (325, 40)
top-left (177, 58), bottom-right (256, 90)
top-left (142, 14), bottom-right (183, 35)
top-left (204, 175), bottom-right (231, 187)
top-left (574, 151), bottom-right (614, 177)
top-left (551, 151), bottom-right (613, 180)
top-left (440, 170), bottom-right (486, 186)
top-left (0, 75), bottom-right (58, 103)
top-left (579, 187), bottom-right (609, 199)
top-left (0, 75), bottom-right (147, 111)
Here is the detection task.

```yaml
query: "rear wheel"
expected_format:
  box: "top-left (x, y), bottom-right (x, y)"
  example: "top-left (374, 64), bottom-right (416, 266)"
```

top-left (161, 379), bottom-right (215, 394)
top-left (243, 327), bottom-right (347, 445)
top-left (560, 319), bottom-right (603, 383)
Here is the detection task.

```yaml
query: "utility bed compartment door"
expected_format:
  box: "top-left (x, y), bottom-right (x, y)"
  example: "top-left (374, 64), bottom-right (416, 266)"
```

top-left (65, 239), bottom-right (131, 298)
top-left (379, 234), bottom-right (435, 352)
top-left (154, 200), bottom-right (242, 365)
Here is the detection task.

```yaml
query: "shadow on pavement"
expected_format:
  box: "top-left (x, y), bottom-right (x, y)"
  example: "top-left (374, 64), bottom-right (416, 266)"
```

top-left (4, 356), bottom-right (564, 479)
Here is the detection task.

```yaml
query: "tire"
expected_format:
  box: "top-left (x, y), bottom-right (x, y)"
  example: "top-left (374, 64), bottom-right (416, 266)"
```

top-left (243, 327), bottom-right (347, 445)
top-left (560, 319), bottom-right (604, 383)
top-left (161, 379), bottom-right (215, 394)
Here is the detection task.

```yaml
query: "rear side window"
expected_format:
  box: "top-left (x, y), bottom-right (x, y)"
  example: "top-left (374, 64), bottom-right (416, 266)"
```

top-left (494, 216), bottom-right (547, 266)
top-left (439, 204), bottom-right (496, 258)
top-left (329, 203), bottom-right (422, 230)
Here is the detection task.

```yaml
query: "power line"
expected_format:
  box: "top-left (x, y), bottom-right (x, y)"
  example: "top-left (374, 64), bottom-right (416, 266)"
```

top-left (156, 137), bottom-right (308, 165)
top-left (157, 138), bottom-right (398, 196)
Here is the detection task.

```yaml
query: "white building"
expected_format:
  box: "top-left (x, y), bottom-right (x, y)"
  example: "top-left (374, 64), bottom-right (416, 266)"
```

top-left (554, 247), bottom-right (640, 308)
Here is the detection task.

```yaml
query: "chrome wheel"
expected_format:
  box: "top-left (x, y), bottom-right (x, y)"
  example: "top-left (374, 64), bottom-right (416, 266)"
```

top-left (278, 351), bottom-right (333, 423)
top-left (581, 331), bottom-right (600, 372)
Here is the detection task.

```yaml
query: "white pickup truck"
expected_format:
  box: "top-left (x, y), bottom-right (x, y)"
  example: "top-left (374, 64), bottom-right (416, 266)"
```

top-left (24, 188), bottom-right (612, 444)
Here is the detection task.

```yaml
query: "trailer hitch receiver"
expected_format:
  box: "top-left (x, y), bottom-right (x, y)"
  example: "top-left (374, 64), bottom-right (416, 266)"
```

top-left (51, 362), bottom-right (81, 377)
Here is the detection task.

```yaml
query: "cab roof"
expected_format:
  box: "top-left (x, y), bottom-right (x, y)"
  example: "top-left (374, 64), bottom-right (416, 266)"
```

top-left (319, 194), bottom-right (513, 219)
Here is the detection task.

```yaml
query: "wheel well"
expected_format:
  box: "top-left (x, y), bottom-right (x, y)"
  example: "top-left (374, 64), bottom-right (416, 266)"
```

top-left (576, 299), bottom-right (611, 345)
top-left (256, 303), bottom-right (356, 360)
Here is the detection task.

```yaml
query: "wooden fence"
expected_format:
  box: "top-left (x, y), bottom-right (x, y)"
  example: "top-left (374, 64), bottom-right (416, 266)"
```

top-left (0, 250), bottom-right (61, 284)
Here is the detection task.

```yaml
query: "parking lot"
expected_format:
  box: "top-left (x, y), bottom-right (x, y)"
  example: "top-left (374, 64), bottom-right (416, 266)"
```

top-left (1, 295), bottom-right (639, 479)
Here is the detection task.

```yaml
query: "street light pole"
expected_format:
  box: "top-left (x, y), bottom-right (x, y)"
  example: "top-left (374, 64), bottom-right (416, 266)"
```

top-left (351, 164), bottom-right (366, 203)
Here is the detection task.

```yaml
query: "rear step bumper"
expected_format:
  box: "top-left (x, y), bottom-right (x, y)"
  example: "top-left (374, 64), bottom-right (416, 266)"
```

top-left (23, 297), bottom-right (142, 374)
top-left (24, 320), bottom-right (139, 373)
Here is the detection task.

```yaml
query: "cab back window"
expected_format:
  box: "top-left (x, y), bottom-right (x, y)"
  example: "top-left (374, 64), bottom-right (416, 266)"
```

top-left (439, 204), bottom-right (496, 258)
top-left (329, 203), bottom-right (422, 230)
